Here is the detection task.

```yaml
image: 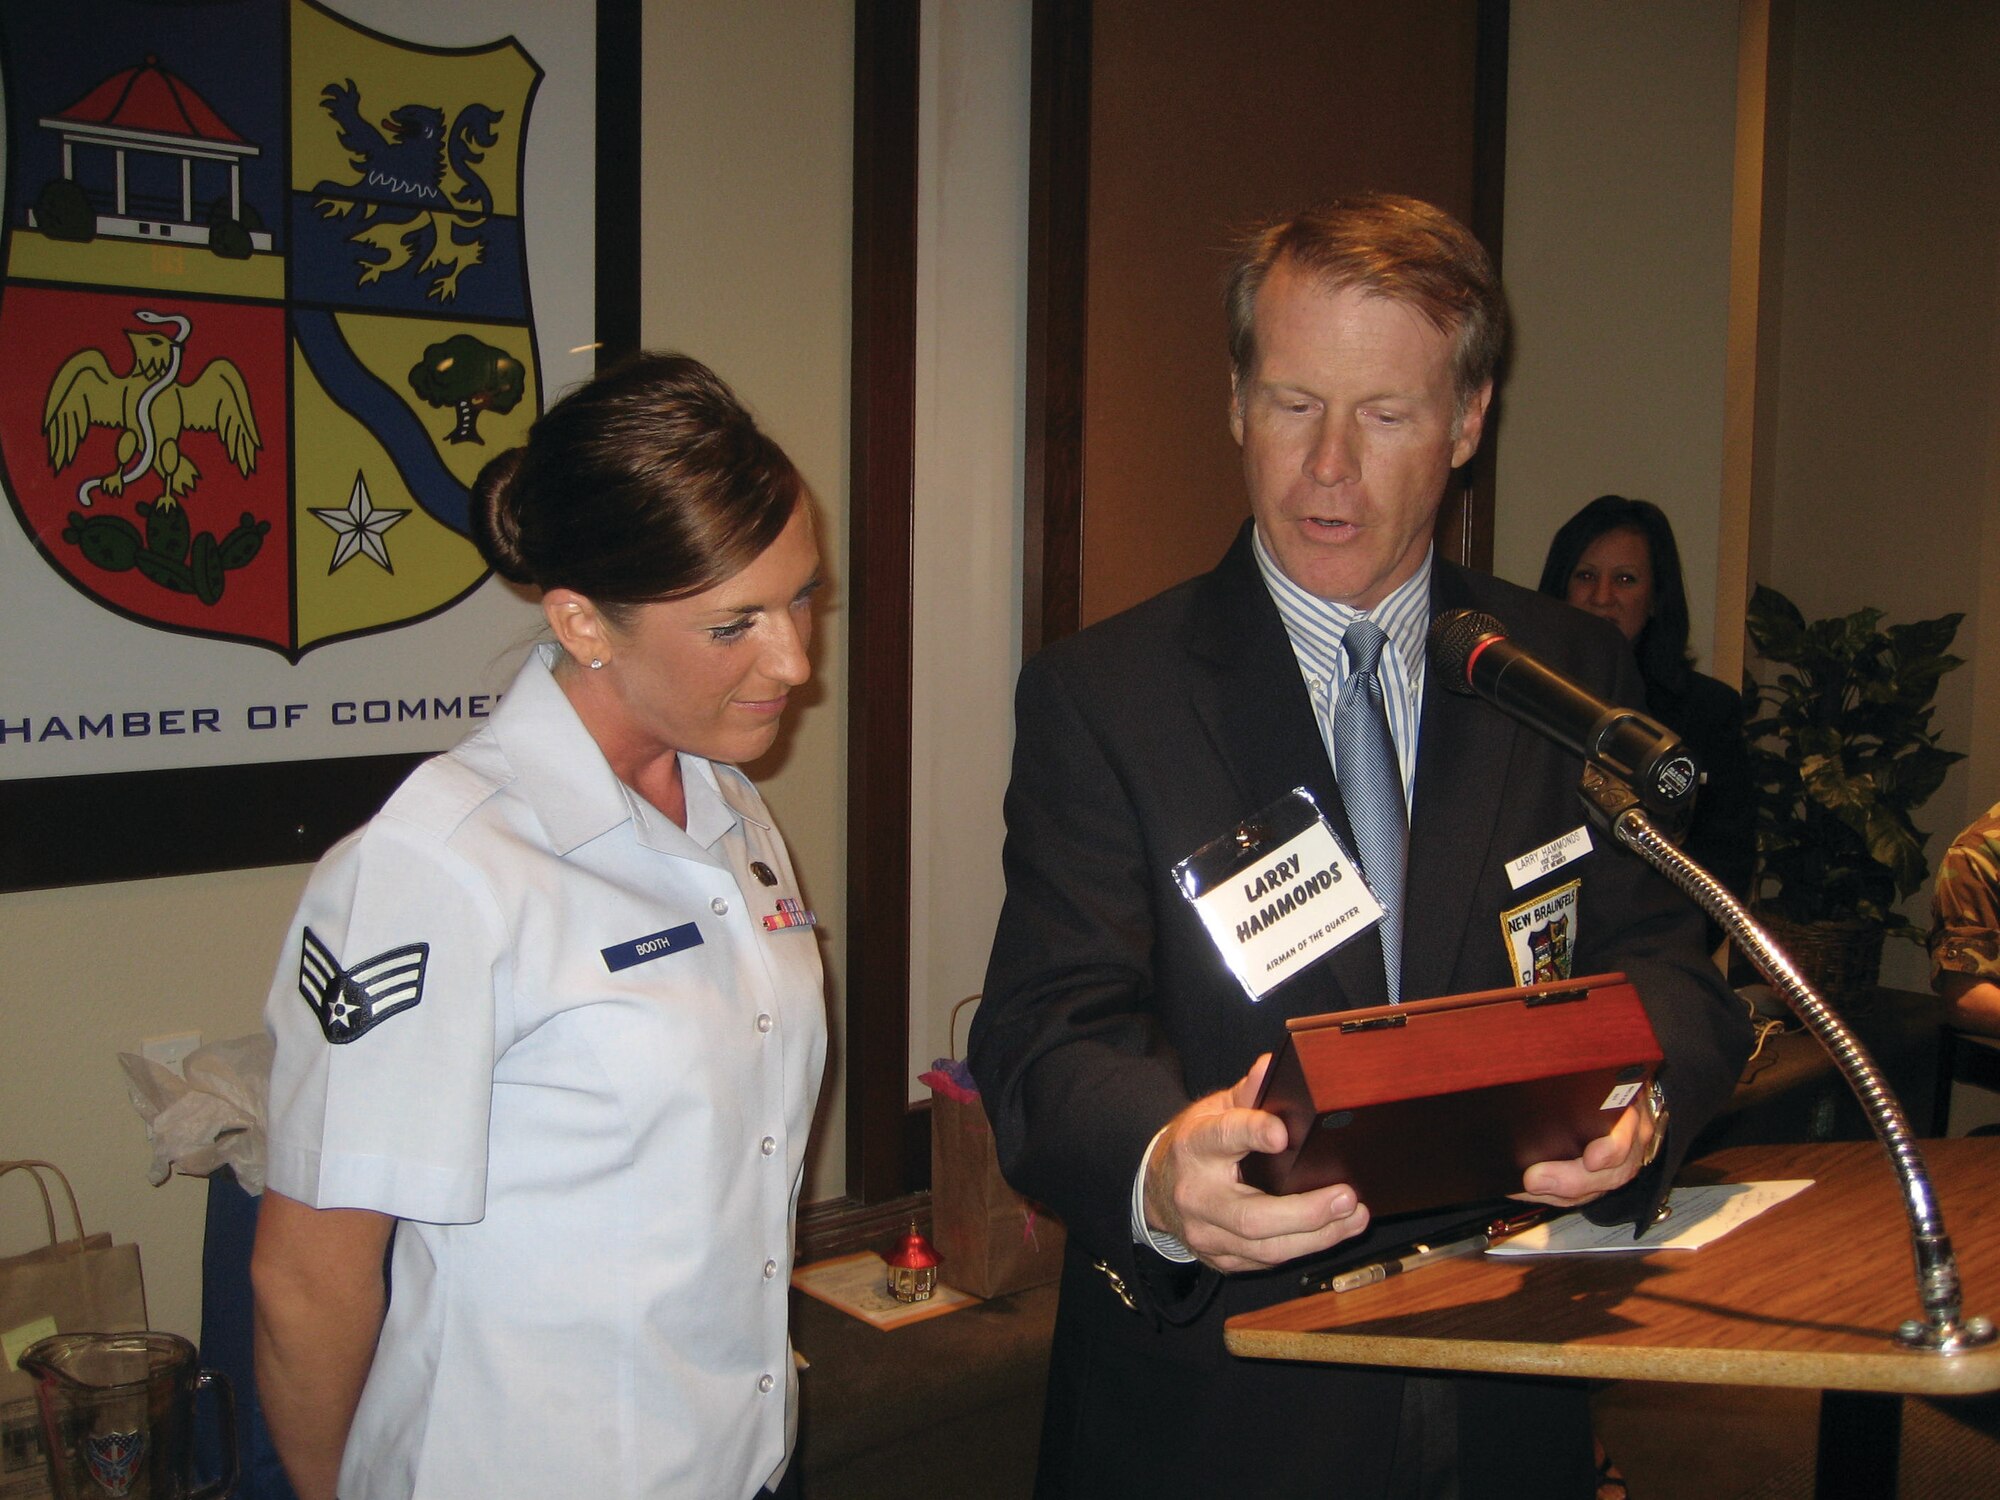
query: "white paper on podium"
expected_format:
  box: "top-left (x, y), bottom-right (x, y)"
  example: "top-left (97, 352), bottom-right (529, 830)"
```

top-left (1488, 1179), bottom-right (1814, 1255)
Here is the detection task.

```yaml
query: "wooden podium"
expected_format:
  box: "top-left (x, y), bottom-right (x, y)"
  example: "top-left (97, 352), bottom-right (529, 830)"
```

top-left (1225, 1140), bottom-right (2000, 1500)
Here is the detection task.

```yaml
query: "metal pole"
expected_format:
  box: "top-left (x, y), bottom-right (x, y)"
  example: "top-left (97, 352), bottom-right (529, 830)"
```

top-left (1580, 768), bottom-right (1994, 1354)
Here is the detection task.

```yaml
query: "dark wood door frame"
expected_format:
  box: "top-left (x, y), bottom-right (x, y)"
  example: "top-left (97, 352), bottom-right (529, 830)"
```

top-left (823, 0), bottom-right (925, 1244)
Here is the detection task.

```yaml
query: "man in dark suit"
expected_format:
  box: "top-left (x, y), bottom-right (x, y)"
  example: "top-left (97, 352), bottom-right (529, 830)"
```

top-left (969, 195), bottom-right (1752, 1498)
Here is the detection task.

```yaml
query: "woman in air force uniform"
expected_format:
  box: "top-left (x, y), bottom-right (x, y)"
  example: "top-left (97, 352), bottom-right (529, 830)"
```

top-left (251, 352), bottom-right (828, 1500)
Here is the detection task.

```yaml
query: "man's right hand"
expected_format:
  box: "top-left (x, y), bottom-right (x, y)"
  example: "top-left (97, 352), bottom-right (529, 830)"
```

top-left (1142, 1054), bottom-right (1371, 1273)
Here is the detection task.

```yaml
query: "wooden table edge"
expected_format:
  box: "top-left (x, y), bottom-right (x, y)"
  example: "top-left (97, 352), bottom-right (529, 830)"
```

top-left (1221, 1326), bottom-right (2000, 1395)
top-left (1223, 1139), bottom-right (2000, 1396)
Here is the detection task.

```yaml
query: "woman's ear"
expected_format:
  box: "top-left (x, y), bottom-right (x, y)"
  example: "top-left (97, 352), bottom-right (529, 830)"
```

top-left (543, 588), bottom-right (612, 671)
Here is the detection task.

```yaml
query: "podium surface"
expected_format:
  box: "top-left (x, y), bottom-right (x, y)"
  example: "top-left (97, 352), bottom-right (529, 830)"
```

top-left (1226, 1139), bottom-right (2000, 1396)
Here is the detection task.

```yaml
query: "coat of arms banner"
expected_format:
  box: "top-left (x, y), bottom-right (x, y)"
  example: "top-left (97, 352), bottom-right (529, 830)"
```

top-left (0, 0), bottom-right (638, 889)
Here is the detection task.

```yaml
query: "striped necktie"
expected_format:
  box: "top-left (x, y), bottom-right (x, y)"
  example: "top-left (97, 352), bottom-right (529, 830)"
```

top-left (1333, 619), bottom-right (1406, 1001)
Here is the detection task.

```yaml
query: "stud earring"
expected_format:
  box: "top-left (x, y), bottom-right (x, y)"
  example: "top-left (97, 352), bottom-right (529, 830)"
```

top-left (589, 658), bottom-right (605, 670)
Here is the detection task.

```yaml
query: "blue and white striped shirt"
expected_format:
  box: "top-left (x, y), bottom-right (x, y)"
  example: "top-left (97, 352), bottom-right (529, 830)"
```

top-left (1252, 526), bottom-right (1428, 802)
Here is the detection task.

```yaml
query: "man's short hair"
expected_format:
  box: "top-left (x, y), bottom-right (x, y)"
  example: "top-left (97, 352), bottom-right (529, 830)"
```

top-left (1225, 194), bottom-right (1507, 413)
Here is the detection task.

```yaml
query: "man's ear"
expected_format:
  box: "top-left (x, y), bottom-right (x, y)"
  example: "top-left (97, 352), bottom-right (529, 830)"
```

top-left (1228, 371), bottom-right (1246, 446)
top-left (1450, 380), bottom-right (1494, 468)
top-left (544, 588), bottom-right (611, 670)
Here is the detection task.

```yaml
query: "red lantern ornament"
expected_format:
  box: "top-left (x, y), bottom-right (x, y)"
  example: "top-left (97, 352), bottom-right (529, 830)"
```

top-left (886, 1222), bottom-right (941, 1303)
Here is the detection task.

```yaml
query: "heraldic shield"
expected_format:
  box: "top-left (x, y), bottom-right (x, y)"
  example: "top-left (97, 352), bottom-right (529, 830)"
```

top-left (0, 0), bottom-right (543, 660)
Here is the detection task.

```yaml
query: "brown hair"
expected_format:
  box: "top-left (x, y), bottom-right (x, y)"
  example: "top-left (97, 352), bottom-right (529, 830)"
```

top-left (470, 351), bottom-right (804, 622)
top-left (1224, 193), bottom-right (1507, 415)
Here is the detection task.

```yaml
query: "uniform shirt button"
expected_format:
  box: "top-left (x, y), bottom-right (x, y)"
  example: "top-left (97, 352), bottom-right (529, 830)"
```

top-left (711, 896), bottom-right (729, 916)
top-left (760, 1136), bottom-right (776, 1156)
top-left (764, 1259), bottom-right (778, 1280)
top-left (756, 1013), bottom-right (774, 1034)
top-left (759, 1373), bottom-right (775, 1394)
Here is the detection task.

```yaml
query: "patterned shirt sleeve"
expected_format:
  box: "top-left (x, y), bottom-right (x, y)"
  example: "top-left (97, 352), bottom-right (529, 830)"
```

top-left (1929, 801), bottom-right (2000, 987)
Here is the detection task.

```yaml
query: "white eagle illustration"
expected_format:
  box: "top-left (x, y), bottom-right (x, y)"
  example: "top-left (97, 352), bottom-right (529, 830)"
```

top-left (43, 310), bottom-right (261, 510)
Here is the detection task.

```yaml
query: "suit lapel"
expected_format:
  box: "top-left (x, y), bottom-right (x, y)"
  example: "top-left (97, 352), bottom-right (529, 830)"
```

top-left (1402, 563), bottom-right (1526, 1001)
top-left (1180, 524), bottom-right (1390, 1012)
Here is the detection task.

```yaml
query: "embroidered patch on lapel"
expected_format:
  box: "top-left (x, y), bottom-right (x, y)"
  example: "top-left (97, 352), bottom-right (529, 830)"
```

top-left (1499, 878), bottom-right (1581, 985)
top-left (297, 928), bottom-right (429, 1044)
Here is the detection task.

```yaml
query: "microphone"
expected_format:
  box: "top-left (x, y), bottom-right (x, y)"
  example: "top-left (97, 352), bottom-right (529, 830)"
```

top-left (1427, 609), bottom-right (1699, 818)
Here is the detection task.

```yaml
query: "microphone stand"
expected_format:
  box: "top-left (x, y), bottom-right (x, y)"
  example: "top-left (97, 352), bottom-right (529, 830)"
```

top-left (1576, 766), bottom-right (1995, 1355)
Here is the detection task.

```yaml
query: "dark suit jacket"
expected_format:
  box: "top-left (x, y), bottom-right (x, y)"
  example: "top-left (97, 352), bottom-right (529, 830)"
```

top-left (970, 525), bottom-right (1752, 1499)
top-left (1646, 667), bottom-right (1756, 946)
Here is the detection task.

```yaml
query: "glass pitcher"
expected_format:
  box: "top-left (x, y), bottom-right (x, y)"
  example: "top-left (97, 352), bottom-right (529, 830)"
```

top-left (18, 1332), bottom-right (236, 1500)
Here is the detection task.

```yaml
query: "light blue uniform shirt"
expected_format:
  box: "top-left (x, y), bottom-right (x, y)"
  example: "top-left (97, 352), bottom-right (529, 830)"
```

top-left (266, 645), bottom-right (826, 1499)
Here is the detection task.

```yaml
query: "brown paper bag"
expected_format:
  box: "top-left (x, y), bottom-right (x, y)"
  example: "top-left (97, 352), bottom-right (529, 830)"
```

top-left (926, 998), bottom-right (1065, 1299)
top-left (0, 1161), bottom-right (148, 1500)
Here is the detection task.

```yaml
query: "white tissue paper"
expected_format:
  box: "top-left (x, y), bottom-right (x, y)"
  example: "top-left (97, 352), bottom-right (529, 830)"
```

top-left (118, 1032), bottom-right (273, 1195)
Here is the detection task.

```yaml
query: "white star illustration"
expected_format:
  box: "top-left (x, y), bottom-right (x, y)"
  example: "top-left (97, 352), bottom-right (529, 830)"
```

top-left (311, 471), bottom-right (409, 573)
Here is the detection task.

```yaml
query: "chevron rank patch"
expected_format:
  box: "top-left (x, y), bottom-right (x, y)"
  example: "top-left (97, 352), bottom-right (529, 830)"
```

top-left (297, 927), bottom-right (429, 1044)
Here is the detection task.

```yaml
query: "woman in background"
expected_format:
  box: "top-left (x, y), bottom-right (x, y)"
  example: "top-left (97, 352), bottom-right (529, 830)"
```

top-left (1539, 494), bottom-right (1756, 935)
top-left (253, 353), bottom-right (827, 1500)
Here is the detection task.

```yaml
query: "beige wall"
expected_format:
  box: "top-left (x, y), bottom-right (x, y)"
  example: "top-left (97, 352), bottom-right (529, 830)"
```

top-left (1495, 1), bottom-right (1740, 671)
top-left (639, 0), bottom-right (855, 1198)
top-left (907, 0), bottom-right (1031, 1090)
top-left (1502, 0), bottom-right (2000, 996)
top-left (1762, 0), bottom-right (2000, 988)
top-left (0, 866), bottom-right (312, 1338)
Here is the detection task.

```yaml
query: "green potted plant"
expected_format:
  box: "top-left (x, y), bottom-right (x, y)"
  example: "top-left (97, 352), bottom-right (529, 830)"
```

top-left (1743, 584), bottom-right (1965, 1003)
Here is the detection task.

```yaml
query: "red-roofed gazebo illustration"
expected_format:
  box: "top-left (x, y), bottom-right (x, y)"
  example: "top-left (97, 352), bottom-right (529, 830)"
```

top-left (34, 54), bottom-right (270, 252)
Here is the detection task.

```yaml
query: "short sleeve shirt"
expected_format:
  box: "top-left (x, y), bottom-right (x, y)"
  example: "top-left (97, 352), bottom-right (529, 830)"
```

top-left (1931, 800), bottom-right (2000, 987)
top-left (264, 645), bottom-right (827, 1500)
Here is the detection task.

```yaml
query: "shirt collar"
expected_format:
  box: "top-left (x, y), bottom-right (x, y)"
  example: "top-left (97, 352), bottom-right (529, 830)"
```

top-left (491, 645), bottom-right (765, 857)
top-left (1251, 526), bottom-right (1432, 685)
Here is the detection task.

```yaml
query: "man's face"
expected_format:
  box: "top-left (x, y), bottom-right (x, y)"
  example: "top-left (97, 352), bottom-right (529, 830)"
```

top-left (1230, 261), bottom-right (1490, 610)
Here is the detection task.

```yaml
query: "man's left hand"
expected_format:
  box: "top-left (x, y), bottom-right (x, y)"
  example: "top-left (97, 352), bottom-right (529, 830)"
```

top-left (1513, 1101), bottom-right (1654, 1208)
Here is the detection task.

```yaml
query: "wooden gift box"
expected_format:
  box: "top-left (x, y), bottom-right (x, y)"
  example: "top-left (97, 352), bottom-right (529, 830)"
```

top-left (1245, 972), bottom-right (1662, 1218)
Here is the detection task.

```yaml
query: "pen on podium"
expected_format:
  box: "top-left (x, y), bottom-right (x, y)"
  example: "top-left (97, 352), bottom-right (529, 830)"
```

top-left (1298, 1208), bottom-right (1549, 1297)
top-left (1322, 1232), bottom-right (1491, 1293)
top-left (1320, 1240), bottom-right (1496, 1296)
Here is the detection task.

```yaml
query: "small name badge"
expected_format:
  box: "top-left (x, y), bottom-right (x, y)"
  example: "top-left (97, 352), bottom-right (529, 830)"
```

top-left (1173, 789), bottom-right (1384, 1001)
top-left (1504, 825), bottom-right (1593, 890)
top-left (602, 922), bottom-right (704, 972)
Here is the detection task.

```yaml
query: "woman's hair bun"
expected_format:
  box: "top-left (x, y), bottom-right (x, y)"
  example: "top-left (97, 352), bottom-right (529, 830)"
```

top-left (470, 446), bottom-right (536, 583)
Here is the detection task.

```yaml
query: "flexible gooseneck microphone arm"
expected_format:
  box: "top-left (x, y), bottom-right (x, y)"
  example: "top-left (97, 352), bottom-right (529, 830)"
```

top-left (1429, 609), bottom-right (1993, 1355)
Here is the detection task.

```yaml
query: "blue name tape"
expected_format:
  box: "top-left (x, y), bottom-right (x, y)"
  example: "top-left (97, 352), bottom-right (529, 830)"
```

top-left (601, 922), bottom-right (704, 972)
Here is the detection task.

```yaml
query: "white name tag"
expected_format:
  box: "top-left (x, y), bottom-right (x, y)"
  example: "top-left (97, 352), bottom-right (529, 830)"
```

top-left (1180, 814), bottom-right (1384, 1001)
top-left (1504, 825), bottom-right (1593, 890)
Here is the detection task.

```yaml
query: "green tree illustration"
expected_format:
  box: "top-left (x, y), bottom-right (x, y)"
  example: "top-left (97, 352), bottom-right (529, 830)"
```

top-left (408, 334), bottom-right (525, 445)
